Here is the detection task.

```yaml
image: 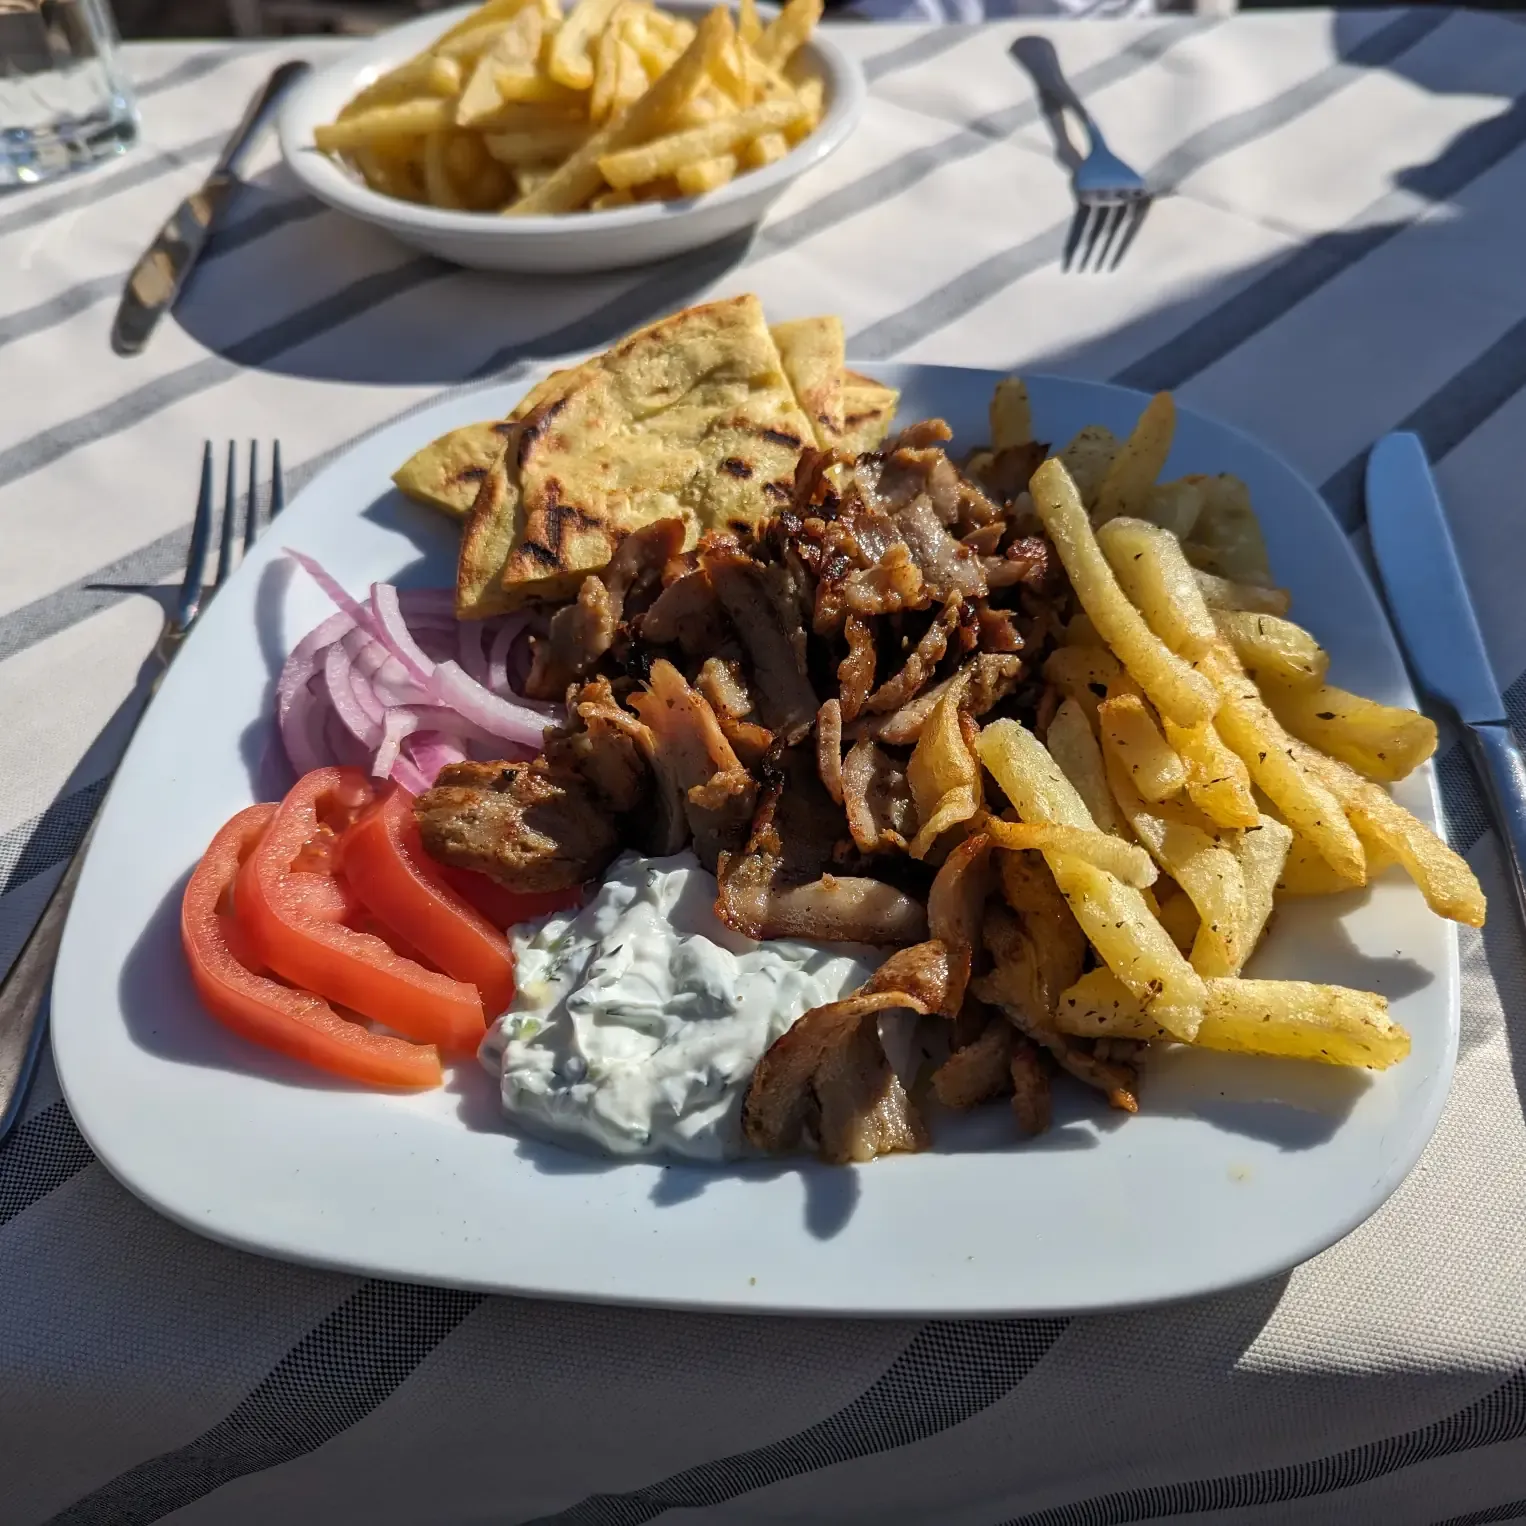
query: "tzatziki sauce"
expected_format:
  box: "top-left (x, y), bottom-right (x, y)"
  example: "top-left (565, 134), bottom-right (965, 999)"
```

top-left (481, 851), bottom-right (880, 1161)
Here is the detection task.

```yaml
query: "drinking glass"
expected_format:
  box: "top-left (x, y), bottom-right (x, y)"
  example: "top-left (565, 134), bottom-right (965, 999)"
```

top-left (0, 0), bottom-right (137, 186)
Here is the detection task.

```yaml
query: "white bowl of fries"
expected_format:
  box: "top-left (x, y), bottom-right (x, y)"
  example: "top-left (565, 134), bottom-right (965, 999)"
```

top-left (277, 0), bottom-right (863, 273)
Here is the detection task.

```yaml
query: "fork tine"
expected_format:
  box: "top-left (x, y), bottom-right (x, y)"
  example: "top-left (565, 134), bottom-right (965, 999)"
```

top-left (1093, 199), bottom-right (1132, 272)
top-left (1109, 196), bottom-right (1151, 271)
top-left (1062, 202), bottom-right (1091, 273)
top-left (214, 440), bottom-right (239, 588)
top-left (172, 444), bottom-right (216, 636)
top-left (243, 440), bottom-right (261, 556)
top-left (1080, 202), bottom-right (1117, 273)
top-left (271, 441), bottom-right (286, 517)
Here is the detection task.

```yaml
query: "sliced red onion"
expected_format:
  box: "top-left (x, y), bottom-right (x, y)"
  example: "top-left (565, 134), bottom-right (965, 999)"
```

top-left (428, 660), bottom-right (549, 749)
top-left (281, 555), bottom-right (560, 790)
top-left (370, 583), bottom-right (434, 685)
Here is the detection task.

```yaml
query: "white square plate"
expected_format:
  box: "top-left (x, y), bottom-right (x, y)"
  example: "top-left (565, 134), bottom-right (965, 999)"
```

top-left (51, 367), bottom-right (1458, 1316)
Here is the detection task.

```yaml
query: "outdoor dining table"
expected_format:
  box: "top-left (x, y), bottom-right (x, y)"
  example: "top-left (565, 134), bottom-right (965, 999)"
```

top-left (6, 8), bottom-right (1526, 1522)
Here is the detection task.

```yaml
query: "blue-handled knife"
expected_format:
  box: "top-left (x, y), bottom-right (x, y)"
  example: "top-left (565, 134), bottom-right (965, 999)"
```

top-left (1366, 432), bottom-right (1525, 922)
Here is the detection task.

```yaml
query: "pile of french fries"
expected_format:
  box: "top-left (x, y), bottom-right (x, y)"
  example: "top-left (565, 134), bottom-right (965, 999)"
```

top-left (314, 0), bottom-right (827, 214)
top-left (957, 382), bottom-right (1486, 1077)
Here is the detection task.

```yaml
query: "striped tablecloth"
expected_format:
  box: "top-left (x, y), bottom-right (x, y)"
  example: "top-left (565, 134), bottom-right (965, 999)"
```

top-left (7, 10), bottom-right (1526, 1523)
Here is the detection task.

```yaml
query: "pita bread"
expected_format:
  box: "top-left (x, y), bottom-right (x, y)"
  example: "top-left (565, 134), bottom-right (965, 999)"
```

top-left (460, 294), bottom-right (816, 613)
top-left (771, 316), bottom-right (845, 449)
top-left (392, 367), bottom-right (578, 520)
top-left (839, 369), bottom-right (900, 454)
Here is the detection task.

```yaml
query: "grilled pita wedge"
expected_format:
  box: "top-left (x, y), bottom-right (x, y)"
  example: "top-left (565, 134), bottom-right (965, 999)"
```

top-left (459, 294), bottom-right (817, 615)
top-left (772, 315), bottom-right (845, 450)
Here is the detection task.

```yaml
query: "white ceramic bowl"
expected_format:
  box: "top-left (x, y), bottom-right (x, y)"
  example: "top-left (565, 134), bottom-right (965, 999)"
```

top-left (277, 3), bottom-right (865, 274)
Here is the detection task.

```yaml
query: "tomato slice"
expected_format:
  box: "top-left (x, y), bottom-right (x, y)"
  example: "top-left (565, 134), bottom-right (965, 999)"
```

top-left (342, 787), bottom-right (517, 1015)
top-left (236, 768), bottom-right (485, 1053)
top-left (181, 805), bottom-right (442, 1090)
top-left (435, 864), bottom-right (584, 929)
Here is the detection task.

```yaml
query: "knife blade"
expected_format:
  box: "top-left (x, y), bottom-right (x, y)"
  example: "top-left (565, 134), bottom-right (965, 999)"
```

top-left (111, 60), bottom-right (310, 358)
top-left (1366, 430), bottom-right (1526, 924)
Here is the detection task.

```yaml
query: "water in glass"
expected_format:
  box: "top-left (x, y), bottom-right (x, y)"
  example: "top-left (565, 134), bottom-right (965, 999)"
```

top-left (0, 0), bottom-right (137, 186)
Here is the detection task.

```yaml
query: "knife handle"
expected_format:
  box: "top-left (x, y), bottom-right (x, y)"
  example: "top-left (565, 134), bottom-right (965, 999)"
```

top-left (1464, 721), bottom-right (1526, 929)
top-left (213, 59), bottom-right (311, 179)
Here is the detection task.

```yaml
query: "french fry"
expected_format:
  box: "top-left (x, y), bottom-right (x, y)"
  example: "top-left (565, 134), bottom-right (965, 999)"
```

top-left (590, 184), bottom-right (635, 208)
top-left (1188, 475), bottom-right (1272, 585)
top-left (342, 54), bottom-right (462, 118)
top-left (484, 123), bottom-right (590, 163)
top-left (1030, 458), bottom-right (1218, 727)
top-left (456, 6), bottom-right (545, 124)
top-left (509, 6), bottom-right (727, 213)
top-left (756, 0), bottom-right (822, 67)
top-left (907, 695), bottom-right (980, 859)
top-left (743, 130), bottom-right (789, 168)
top-left (1143, 477), bottom-right (1205, 539)
top-left (1056, 424), bottom-right (1118, 510)
top-left (785, 75), bottom-right (823, 141)
top-left (1194, 569), bottom-right (1291, 616)
top-left (1153, 878), bottom-right (1200, 953)
top-left (491, 65), bottom-right (588, 106)
top-left (422, 131), bottom-right (467, 208)
top-left (1161, 716), bottom-right (1260, 829)
top-left (1276, 830), bottom-right (1390, 896)
top-left (1055, 968), bottom-right (1411, 1070)
top-left (1098, 692), bottom-right (1187, 802)
top-left (1044, 698), bottom-right (1125, 837)
top-left (985, 818), bottom-right (1157, 888)
top-left (315, 97), bottom-right (455, 152)
top-left (434, 0), bottom-right (544, 47)
top-left (1262, 680), bottom-right (1438, 784)
top-left (1096, 392), bottom-right (1174, 525)
top-left (588, 18), bottom-right (625, 122)
top-left (445, 130), bottom-right (489, 182)
top-left (1202, 645), bottom-right (1367, 885)
top-left (597, 94), bottom-right (802, 187)
top-left (1236, 814), bottom-right (1293, 959)
top-left (1293, 741), bottom-right (1485, 927)
top-left (1042, 644), bottom-right (1125, 728)
top-left (1100, 731), bottom-right (1247, 979)
top-left (1096, 515), bottom-right (1217, 660)
top-left (738, 0), bottom-right (762, 44)
top-left (977, 719), bottom-right (1206, 1037)
top-left (990, 378), bottom-right (1032, 451)
top-left (1213, 609), bottom-right (1329, 689)
top-left (548, 0), bottom-right (624, 89)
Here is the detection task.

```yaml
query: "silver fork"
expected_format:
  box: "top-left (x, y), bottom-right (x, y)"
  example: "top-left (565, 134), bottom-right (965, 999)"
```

top-left (1011, 36), bottom-right (1152, 273)
top-left (0, 440), bottom-right (286, 1144)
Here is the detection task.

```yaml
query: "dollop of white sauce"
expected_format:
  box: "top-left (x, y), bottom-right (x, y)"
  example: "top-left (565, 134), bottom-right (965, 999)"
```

top-left (481, 851), bottom-right (880, 1161)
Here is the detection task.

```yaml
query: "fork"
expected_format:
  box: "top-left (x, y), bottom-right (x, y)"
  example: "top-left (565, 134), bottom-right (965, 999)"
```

top-left (1011, 36), bottom-right (1153, 273)
top-left (0, 440), bottom-right (286, 1144)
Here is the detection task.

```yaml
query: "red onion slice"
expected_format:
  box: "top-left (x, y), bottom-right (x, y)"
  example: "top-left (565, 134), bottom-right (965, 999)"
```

top-left (428, 660), bottom-right (548, 749)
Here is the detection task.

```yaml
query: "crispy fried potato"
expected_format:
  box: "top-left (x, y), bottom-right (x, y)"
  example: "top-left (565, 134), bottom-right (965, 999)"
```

top-left (739, 0), bottom-right (762, 43)
top-left (1213, 609), bottom-right (1329, 689)
top-left (1276, 829), bottom-right (1393, 895)
top-left (509, 6), bottom-right (726, 212)
top-left (1101, 740), bottom-right (1247, 979)
top-left (1096, 392), bottom-right (1174, 526)
top-left (907, 695), bottom-right (981, 859)
top-left (990, 378), bottom-right (1032, 452)
top-left (1202, 645), bottom-right (1367, 885)
top-left (1153, 878), bottom-right (1200, 954)
top-left (1263, 681), bottom-right (1438, 784)
top-left (1236, 814), bottom-right (1293, 958)
top-left (1097, 515), bottom-right (1217, 661)
top-left (1045, 697), bottom-right (1125, 837)
top-left (484, 123), bottom-right (590, 163)
top-left (1187, 475), bottom-right (1272, 585)
top-left (1042, 643), bottom-right (1126, 728)
top-left (1098, 692), bottom-right (1187, 803)
top-left (422, 131), bottom-right (466, 207)
top-left (1055, 968), bottom-right (1410, 1069)
top-left (985, 818), bottom-right (1156, 888)
top-left (343, 54), bottom-right (462, 117)
top-left (1194, 569), bottom-right (1291, 616)
top-left (1161, 716), bottom-right (1260, 829)
top-left (1294, 741), bottom-right (1485, 927)
top-left (315, 97), bottom-right (455, 152)
top-left (1143, 477), bottom-right (1205, 540)
top-left (977, 719), bottom-right (1206, 1037)
top-left (598, 94), bottom-right (802, 186)
top-left (744, 129), bottom-right (789, 168)
top-left (1030, 459), bottom-right (1218, 727)
top-left (1056, 424), bottom-right (1118, 511)
top-left (548, 0), bottom-right (624, 89)
top-left (756, 0), bottom-right (822, 67)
